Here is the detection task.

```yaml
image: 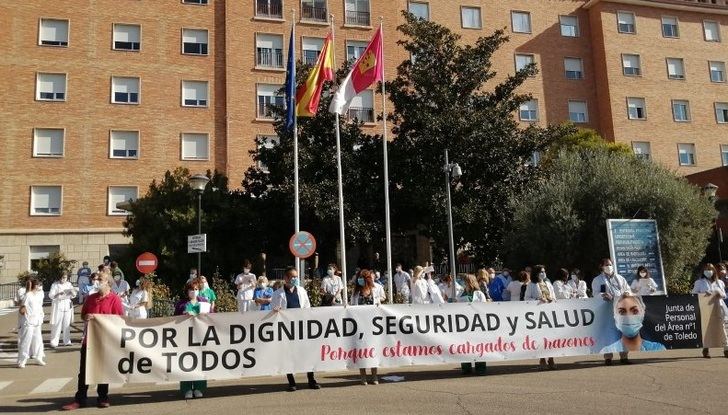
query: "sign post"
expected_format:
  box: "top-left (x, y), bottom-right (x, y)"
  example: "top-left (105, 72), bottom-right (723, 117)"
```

top-left (607, 219), bottom-right (667, 295)
top-left (187, 234), bottom-right (207, 254)
top-left (135, 252), bottom-right (158, 275)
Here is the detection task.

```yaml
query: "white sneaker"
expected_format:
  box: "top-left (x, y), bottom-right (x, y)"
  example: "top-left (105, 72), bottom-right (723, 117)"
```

top-left (36, 358), bottom-right (46, 366)
top-left (18, 360), bottom-right (26, 368)
top-left (193, 390), bottom-right (203, 398)
top-left (184, 390), bottom-right (193, 399)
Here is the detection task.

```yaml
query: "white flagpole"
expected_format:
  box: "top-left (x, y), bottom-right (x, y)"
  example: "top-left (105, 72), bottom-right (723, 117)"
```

top-left (379, 18), bottom-right (394, 304)
top-left (292, 9), bottom-right (301, 278)
top-left (330, 14), bottom-right (349, 306)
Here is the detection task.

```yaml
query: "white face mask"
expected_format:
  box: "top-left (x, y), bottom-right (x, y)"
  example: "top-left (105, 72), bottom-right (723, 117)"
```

top-left (114, 275), bottom-right (121, 281)
top-left (704, 270), bottom-right (714, 278)
top-left (603, 265), bottom-right (614, 275)
top-left (327, 269), bottom-right (334, 277)
top-left (244, 268), bottom-right (251, 274)
top-left (639, 272), bottom-right (647, 278)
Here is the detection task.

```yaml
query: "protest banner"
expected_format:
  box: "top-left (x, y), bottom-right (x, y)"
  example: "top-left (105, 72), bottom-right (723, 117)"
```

top-left (86, 295), bottom-right (724, 384)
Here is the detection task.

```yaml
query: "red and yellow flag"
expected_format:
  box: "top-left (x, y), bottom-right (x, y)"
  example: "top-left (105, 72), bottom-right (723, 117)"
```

top-left (329, 27), bottom-right (384, 114)
top-left (296, 33), bottom-right (334, 117)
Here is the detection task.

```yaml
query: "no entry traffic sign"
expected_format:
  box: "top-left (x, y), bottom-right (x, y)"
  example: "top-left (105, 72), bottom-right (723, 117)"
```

top-left (289, 231), bottom-right (317, 259)
top-left (136, 252), bottom-right (158, 274)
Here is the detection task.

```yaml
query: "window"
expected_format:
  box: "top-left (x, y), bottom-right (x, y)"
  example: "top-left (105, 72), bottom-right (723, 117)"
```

top-left (256, 84), bottom-right (284, 119)
top-left (345, 0), bottom-right (371, 26)
top-left (528, 151), bottom-right (541, 167)
top-left (560, 15), bottom-right (578, 37)
top-left (108, 186), bottom-right (138, 215)
top-left (704, 21), bottom-right (721, 42)
top-left (256, 33), bottom-right (284, 68)
top-left (627, 97), bottom-right (646, 120)
top-left (678, 143), bottom-right (695, 166)
top-left (511, 11), bottom-right (531, 33)
top-left (568, 101), bottom-right (588, 123)
top-left (347, 90), bottom-right (375, 123)
top-left (519, 100), bottom-right (538, 121)
top-left (256, 0), bottom-right (283, 19)
top-left (346, 40), bottom-right (367, 62)
top-left (181, 133), bottom-right (209, 160)
top-left (33, 128), bottom-right (64, 157)
top-left (39, 18), bottom-right (69, 46)
top-left (30, 186), bottom-right (62, 216)
top-left (302, 0), bottom-right (327, 22)
top-left (113, 24), bottom-right (141, 51)
top-left (36, 73), bottom-right (66, 101)
top-left (256, 135), bottom-right (279, 172)
top-left (111, 76), bottom-right (140, 104)
top-left (721, 145), bottom-right (728, 166)
top-left (662, 16), bottom-right (679, 38)
top-left (622, 54), bottom-right (641, 76)
top-left (666, 58), bottom-right (685, 80)
top-left (564, 57), bottom-right (583, 80)
top-left (672, 100), bottom-right (690, 122)
top-left (710, 61), bottom-right (725, 83)
top-left (182, 80), bottom-right (208, 107)
top-left (515, 54), bottom-right (534, 72)
top-left (29, 246), bottom-right (60, 271)
top-left (110, 130), bottom-right (139, 159)
top-left (409, 2), bottom-right (429, 21)
top-left (461, 7), bottom-right (481, 29)
top-left (183, 0), bottom-right (208, 4)
top-left (632, 142), bottom-right (651, 160)
top-left (182, 28), bottom-right (208, 55)
top-left (617, 11), bottom-right (635, 34)
top-left (302, 37), bottom-right (324, 65)
top-left (715, 102), bottom-right (728, 123)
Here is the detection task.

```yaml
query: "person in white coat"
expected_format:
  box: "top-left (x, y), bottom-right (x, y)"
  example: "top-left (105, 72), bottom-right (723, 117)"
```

top-left (457, 274), bottom-right (488, 374)
top-left (592, 258), bottom-right (632, 365)
top-left (506, 271), bottom-right (528, 301)
top-left (438, 274), bottom-right (463, 303)
top-left (321, 264), bottom-right (343, 305)
top-left (523, 265), bottom-right (557, 370)
top-left (127, 277), bottom-right (152, 319)
top-left (272, 267), bottom-right (321, 391)
top-left (49, 272), bottom-right (77, 348)
top-left (410, 266), bottom-right (430, 304)
top-left (234, 259), bottom-right (257, 313)
top-left (568, 269), bottom-right (589, 299)
top-left (393, 264), bottom-right (411, 303)
top-left (111, 271), bottom-right (130, 304)
top-left (18, 278), bottom-right (45, 368)
top-left (350, 269), bottom-right (383, 385)
top-left (630, 266), bottom-right (658, 296)
top-left (552, 269), bottom-right (573, 300)
top-left (692, 263), bottom-right (728, 358)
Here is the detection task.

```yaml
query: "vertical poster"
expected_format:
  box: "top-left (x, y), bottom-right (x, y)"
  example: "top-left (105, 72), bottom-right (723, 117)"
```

top-left (607, 219), bottom-right (667, 295)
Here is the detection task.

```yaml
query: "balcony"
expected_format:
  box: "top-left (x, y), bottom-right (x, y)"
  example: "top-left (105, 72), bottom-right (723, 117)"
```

top-left (256, 0), bottom-right (283, 19)
top-left (302, 5), bottom-right (327, 22)
top-left (348, 107), bottom-right (375, 123)
top-left (345, 10), bottom-right (371, 26)
top-left (303, 50), bottom-right (320, 65)
top-left (257, 48), bottom-right (284, 69)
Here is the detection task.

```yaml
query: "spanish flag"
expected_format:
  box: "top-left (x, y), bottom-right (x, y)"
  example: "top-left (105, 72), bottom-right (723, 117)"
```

top-left (296, 33), bottom-right (334, 117)
top-left (329, 27), bottom-right (383, 115)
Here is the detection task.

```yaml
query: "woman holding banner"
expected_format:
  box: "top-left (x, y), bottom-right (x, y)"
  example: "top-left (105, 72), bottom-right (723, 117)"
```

top-left (174, 280), bottom-right (209, 399)
top-left (351, 269), bottom-right (382, 385)
top-left (457, 274), bottom-right (488, 375)
top-left (524, 266), bottom-right (557, 370)
top-left (552, 269), bottom-right (573, 300)
top-left (692, 263), bottom-right (728, 358)
top-left (568, 269), bottom-right (588, 299)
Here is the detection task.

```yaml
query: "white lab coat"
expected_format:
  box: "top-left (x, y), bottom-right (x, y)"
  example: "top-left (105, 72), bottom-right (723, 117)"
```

top-left (235, 272), bottom-right (257, 312)
top-left (127, 288), bottom-right (149, 319)
top-left (18, 288), bottom-right (45, 364)
top-left (524, 281), bottom-right (556, 302)
top-left (631, 277), bottom-right (659, 296)
top-left (271, 285), bottom-right (311, 309)
top-left (505, 281), bottom-right (523, 301)
top-left (438, 281), bottom-right (464, 302)
top-left (351, 284), bottom-right (385, 306)
top-left (321, 275), bottom-right (343, 304)
top-left (457, 290), bottom-right (488, 303)
top-left (591, 272), bottom-right (631, 299)
top-left (112, 279), bottom-right (130, 299)
top-left (14, 287), bottom-right (27, 329)
top-left (49, 281), bottom-right (76, 347)
top-left (393, 271), bottom-right (411, 299)
top-left (568, 279), bottom-right (589, 298)
top-left (411, 279), bottom-right (431, 304)
top-left (552, 280), bottom-right (573, 300)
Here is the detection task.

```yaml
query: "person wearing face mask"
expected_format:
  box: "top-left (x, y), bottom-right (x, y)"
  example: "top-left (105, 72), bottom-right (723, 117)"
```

top-left (568, 269), bottom-right (588, 299)
top-left (173, 280), bottom-right (209, 399)
top-left (592, 258), bottom-right (632, 365)
top-left (495, 268), bottom-right (512, 300)
top-left (630, 266), bottom-right (658, 296)
top-left (350, 269), bottom-right (382, 385)
top-left (552, 268), bottom-right (573, 300)
top-left (271, 267), bottom-right (321, 392)
top-left (393, 263), bottom-right (411, 303)
top-left (76, 262), bottom-right (92, 304)
top-left (17, 277), bottom-right (46, 368)
top-left (457, 274), bottom-right (488, 375)
top-left (197, 276), bottom-right (216, 311)
top-left (410, 266), bottom-right (430, 304)
top-left (234, 259), bottom-right (257, 313)
top-left (600, 293), bottom-right (666, 354)
top-left (187, 268), bottom-right (198, 283)
top-left (716, 263), bottom-right (728, 288)
top-left (692, 263), bottom-right (728, 358)
top-left (127, 277), bottom-right (152, 319)
top-left (523, 266), bottom-right (557, 370)
top-left (321, 264), bottom-right (343, 306)
top-left (438, 274), bottom-right (463, 303)
top-left (253, 276), bottom-right (274, 311)
top-left (110, 269), bottom-right (130, 303)
top-left (49, 272), bottom-right (77, 348)
top-left (62, 271), bottom-right (124, 410)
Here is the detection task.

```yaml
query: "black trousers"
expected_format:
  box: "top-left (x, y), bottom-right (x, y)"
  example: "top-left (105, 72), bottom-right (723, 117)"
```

top-left (74, 345), bottom-right (109, 404)
top-left (286, 372), bottom-right (315, 386)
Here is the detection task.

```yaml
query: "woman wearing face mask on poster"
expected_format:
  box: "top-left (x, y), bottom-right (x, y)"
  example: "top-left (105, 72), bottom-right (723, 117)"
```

top-left (49, 272), bottom-right (77, 348)
top-left (321, 264), bottom-right (343, 306)
top-left (692, 263), bottom-right (728, 358)
top-left (174, 280), bottom-right (209, 399)
top-left (127, 277), bottom-right (152, 319)
top-left (523, 265), bottom-right (557, 370)
top-left (568, 269), bottom-right (589, 299)
top-left (592, 258), bottom-right (632, 365)
top-left (630, 266), bottom-right (658, 296)
top-left (600, 293), bottom-right (666, 354)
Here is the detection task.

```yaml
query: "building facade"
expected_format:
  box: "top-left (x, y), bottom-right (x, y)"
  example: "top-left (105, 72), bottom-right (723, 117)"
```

top-left (1, 0), bottom-right (726, 282)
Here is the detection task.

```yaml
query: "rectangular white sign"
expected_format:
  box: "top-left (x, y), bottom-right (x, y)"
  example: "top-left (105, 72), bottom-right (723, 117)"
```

top-left (187, 234), bottom-right (206, 254)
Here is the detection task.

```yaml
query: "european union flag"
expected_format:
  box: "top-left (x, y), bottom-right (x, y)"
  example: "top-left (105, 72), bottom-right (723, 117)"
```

top-left (285, 27), bottom-right (296, 131)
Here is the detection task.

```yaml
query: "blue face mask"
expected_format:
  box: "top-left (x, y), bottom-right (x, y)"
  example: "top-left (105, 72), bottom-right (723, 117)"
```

top-left (290, 277), bottom-right (300, 287)
top-left (357, 277), bottom-right (365, 286)
top-left (616, 314), bottom-right (644, 338)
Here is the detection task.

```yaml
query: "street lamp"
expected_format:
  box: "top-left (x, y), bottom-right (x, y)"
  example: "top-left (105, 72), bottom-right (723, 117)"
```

top-left (190, 174), bottom-right (210, 274)
top-left (443, 149), bottom-right (462, 301)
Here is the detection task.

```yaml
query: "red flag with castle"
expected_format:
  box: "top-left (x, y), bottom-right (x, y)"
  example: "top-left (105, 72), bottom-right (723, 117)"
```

top-left (329, 27), bottom-right (383, 114)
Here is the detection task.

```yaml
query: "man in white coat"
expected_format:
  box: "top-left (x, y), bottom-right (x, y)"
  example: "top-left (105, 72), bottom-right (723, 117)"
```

top-left (234, 260), bottom-right (257, 313)
top-left (271, 266), bottom-right (321, 392)
top-left (591, 258), bottom-right (632, 365)
top-left (49, 272), bottom-right (77, 348)
top-left (18, 278), bottom-right (46, 368)
top-left (393, 264), bottom-right (411, 302)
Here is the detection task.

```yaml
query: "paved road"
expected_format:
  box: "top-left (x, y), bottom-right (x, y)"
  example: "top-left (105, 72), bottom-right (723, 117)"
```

top-left (0, 304), bottom-right (726, 414)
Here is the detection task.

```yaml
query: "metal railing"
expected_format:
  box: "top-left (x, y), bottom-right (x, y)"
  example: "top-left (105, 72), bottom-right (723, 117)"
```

top-left (348, 107), bottom-right (375, 123)
top-left (257, 48), bottom-right (284, 68)
top-left (303, 49), bottom-right (320, 65)
top-left (345, 10), bottom-right (371, 26)
top-left (302, 5), bottom-right (327, 22)
top-left (0, 282), bottom-right (21, 301)
top-left (256, 0), bottom-right (283, 19)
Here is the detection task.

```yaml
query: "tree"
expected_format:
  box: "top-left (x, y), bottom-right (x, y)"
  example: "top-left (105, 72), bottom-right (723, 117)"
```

top-left (544, 127), bottom-right (632, 162)
top-left (503, 150), bottom-right (714, 293)
top-left (386, 12), bottom-right (575, 264)
top-left (17, 253), bottom-right (76, 290)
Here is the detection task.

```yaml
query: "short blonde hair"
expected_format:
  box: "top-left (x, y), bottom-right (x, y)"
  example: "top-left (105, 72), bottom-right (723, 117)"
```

top-left (257, 276), bottom-right (268, 285)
